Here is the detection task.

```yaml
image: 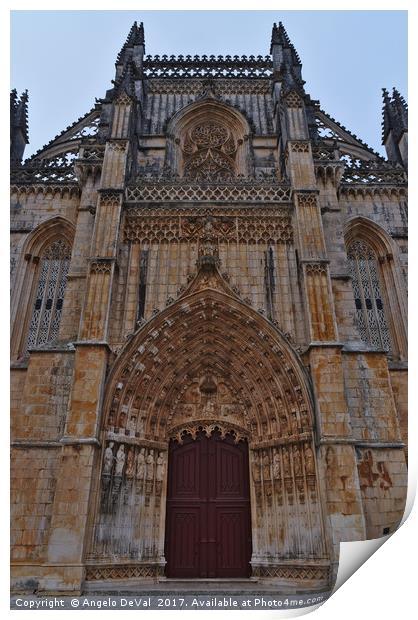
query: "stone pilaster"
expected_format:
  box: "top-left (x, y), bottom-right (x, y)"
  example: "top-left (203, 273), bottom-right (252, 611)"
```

top-left (281, 96), bottom-right (367, 581)
top-left (43, 96), bottom-right (134, 593)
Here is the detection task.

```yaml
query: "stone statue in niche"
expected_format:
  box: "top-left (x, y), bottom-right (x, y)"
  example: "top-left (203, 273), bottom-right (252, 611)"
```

top-left (283, 448), bottom-right (291, 477)
top-left (273, 448), bottom-right (281, 479)
top-left (118, 410), bottom-right (127, 429)
top-left (300, 407), bottom-right (310, 430)
top-left (280, 414), bottom-right (289, 436)
top-left (251, 451), bottom-right (261, 482)
top-left (136, 448), bottom-right (146, 479)
top-left (125, 447), bottom-right (136, 478)
top-left (145, 449), bottom-right (155, 498)
top-left (127, 414), bottom-right (137, 435)
top-left (304, 444), bottom-right (315, 475)
top-left (202, 399), bottom-right (215, 417)
top-left (137, 416), bottom-right (145, 436)
top-left (293, 444), bottom-right (302, 476)
top-left (115, 444), bottom-right (126, 476)
top-left (146, 449), bottom-right (155, 480)
top-left (262, 451), bottom-right (271, 480)
top-left (103, 442), bottom-right (115, 475)
top-left (156, 452), bottom-right (165, 482)
top-left (108, 409), bottom-right (116, 427)
top-left (290, 411), bottom-right (299, 435)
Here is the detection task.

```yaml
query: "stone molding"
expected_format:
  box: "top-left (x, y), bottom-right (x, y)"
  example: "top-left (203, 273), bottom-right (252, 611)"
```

top-left (146, 77), bottom-right (271, 95)
top-left (126, 181), bottom-right (292, 203)
top-left (85, 563), bottom-right (164, 581)
top-left (124, 212), bottom-right (293, 244)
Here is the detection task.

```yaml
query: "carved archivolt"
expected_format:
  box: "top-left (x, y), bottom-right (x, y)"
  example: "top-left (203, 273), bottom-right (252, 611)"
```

top-left (103, 283), bottom-right (314, 445)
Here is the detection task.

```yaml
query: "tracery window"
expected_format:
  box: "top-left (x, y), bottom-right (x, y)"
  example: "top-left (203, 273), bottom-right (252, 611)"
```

top-left (26, 239), bottom-right (71, 348)
top-left (182, 121), bottom-right (237, 181)
top-left (347, 240), bottom-right (391, 352)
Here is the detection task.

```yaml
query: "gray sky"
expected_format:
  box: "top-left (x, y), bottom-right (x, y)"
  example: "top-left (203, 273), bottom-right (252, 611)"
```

top-left (11, 10), bottom-right (407, 159)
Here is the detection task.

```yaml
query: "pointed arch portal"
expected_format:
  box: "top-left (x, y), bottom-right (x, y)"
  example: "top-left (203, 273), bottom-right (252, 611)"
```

top-left (87, 262), bottom-right (329, 584)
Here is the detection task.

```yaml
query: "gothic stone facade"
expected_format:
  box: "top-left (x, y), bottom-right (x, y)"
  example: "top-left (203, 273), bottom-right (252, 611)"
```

top-left (10, 22), bottom-right (408, 593)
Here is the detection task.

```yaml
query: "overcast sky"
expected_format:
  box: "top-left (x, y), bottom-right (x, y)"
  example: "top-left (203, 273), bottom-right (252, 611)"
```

top-left (10, 10), bottom-right (407, 159)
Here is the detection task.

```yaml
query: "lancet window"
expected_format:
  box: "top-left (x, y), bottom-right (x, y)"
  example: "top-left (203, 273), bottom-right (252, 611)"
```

top-left (347, 239), bottom-right (391, 352)
top-left (26, 239), bottom-right (71, 348)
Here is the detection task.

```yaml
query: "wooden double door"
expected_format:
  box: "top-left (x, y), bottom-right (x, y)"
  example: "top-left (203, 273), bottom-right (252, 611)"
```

top-left (164, 431), bottom-right (252, 578)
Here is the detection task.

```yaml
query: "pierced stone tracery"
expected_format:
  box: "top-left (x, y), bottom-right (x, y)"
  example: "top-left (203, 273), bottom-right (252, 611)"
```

top-left (347, 239), bottom-right (391, 352)
top-left (26, 239), bottom-right (71, 349)
top-left (182, 121), bottom-right (238, 181)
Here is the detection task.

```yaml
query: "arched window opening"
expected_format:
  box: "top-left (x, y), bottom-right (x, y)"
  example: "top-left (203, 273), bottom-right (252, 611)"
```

top-left (347, 239), bottom-right (391, 352)
top-left (26, 239), bottom-right (71, 349)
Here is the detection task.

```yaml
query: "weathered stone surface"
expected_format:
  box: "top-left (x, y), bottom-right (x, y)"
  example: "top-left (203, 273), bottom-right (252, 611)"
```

top-left (10, 21), bottom-right (407, 594)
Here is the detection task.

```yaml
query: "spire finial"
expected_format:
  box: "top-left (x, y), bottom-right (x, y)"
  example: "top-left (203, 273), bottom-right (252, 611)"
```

top-left (10, 89), bottom-right (29, 165)
top-left (270, 21), bottom-right (304, 92)
top-left (381, 86), bottom-right (408, 168)
top-left (116, 20), bottom-right (145, 66)
top-left (270, 21), bottom-right (301, 65)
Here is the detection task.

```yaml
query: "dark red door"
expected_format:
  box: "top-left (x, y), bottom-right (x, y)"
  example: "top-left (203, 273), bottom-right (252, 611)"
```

top-left (165, 431), bottom-right (252, 578)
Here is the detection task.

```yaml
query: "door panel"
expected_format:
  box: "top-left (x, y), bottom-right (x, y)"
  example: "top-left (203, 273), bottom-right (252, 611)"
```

top-left (216, 506), bottom-right (251, 577)
top-left (215, 440), bottom-right (248, 499)
top-left (165, 505), bottom-right (201, 577)
top-left (169, 441), bottom-right (201, 498)
top-left (165, 432), bottom-right (251, 578)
